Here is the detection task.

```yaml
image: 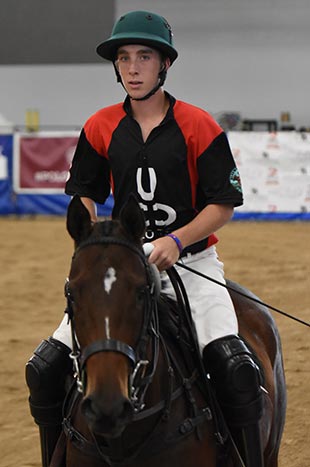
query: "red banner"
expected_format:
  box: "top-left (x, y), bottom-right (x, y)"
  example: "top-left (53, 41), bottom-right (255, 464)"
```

top-left (14, 132), bottom-right (79, 193)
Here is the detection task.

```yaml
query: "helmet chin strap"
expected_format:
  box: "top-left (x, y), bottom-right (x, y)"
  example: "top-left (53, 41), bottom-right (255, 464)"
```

top-left (114, 64), bottom-right (167, 101)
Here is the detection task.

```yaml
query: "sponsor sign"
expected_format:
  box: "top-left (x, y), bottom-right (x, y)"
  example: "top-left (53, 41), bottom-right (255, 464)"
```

top-left (228, 131), bottom-right (310, 214)
top-left (13, 132), bottom-right (79, 193)
top-left (0, 134), bottom-right (14, 214)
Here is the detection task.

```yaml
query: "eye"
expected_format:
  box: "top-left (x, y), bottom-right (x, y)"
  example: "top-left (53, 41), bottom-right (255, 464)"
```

top-left (65, 287), bottom-right (76, 318)
top-left (136, 286), bottom-right (146, 304)
top-left (140, 54), bottom-right (150, 61)
top-left (65, 281), bottom-right (74, 302)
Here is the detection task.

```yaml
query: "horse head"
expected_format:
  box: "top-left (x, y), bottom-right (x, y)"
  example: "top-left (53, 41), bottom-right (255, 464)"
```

top-left (66, 195), bottom-right (158, 438)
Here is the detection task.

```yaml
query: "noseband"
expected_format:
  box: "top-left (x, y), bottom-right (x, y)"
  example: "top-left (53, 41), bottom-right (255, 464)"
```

top-left (64, 235), bottom-right (159, 412)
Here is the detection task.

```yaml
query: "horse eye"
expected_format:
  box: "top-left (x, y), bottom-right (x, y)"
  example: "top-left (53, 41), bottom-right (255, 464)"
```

top-left (136, 287), bottom-right (146, 303)
top-left (65, 284), bottom-right (74, 302)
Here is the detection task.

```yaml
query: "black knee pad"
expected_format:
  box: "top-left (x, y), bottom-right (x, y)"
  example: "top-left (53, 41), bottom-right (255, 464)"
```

top-left (203, 335), bottom-right (263, 426)
top-left (25, 337), bottom-right (72, 426)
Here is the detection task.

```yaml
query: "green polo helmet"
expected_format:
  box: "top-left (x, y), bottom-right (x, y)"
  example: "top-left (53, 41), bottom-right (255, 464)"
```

top-left (96, 11), bottom-right (178, 64)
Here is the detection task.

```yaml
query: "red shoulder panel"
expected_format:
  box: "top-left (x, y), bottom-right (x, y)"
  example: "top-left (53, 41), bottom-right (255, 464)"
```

top-left (173, 100), bottom-right (223, 160)
top-left (173, 100), bottom-right (223, 208)
top-left (84, 103), bottom-right (126, 158)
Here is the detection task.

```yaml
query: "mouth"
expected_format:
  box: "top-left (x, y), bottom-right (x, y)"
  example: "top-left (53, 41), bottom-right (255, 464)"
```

top-left (128, 81), bottom-right (143, 89)
top-left (90, 418), bottom-right (127, 438)
top-left (82, 395), bottom-right (134, 438)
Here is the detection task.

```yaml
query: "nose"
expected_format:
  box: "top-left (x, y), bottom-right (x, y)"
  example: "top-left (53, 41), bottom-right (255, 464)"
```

top-left (81, 394), bottom-right (134, 436)
top-left (124, 57), bottom-right (139, 75)
top-left (128, 63), bottom-right (138, 75)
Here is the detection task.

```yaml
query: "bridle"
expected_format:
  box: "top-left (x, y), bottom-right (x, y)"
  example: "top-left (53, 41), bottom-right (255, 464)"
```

top-left (64, 235), bottom-right (160, 413)
top-left (62, 235), bottom-right (217, 465)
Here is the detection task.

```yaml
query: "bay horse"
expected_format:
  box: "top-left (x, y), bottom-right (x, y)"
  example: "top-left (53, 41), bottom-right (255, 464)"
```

top-left (60, 195), bottom-right (286, 467)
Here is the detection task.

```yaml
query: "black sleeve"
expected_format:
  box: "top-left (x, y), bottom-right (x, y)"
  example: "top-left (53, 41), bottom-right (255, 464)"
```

top-left (65, 129), bottom-right (111, 204)
top-left (196, 131), bottom-right (243, 208)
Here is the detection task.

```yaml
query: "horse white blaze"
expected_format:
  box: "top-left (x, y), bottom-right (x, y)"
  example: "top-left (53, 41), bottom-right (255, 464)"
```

top-left (105, 317), bottom-right (111, 340)
top-left (103, 267), bottom-right (117, 294)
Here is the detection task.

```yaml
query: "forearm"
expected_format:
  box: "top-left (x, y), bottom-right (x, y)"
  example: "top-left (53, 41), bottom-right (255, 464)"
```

top-left (80, 197), bottom-right (98, 223)
top-left (173, 204), bottom-right (234, 249)
top-left (149, 203), bottom-right (234, 270)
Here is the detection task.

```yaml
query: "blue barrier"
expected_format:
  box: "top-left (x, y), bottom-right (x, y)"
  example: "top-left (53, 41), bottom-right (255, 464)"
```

top-left (1, 131), bottom-right (309, 220)
top-left (0, 134), bottom-right (14, 214)
top-left (14, 193), bottom-right (114, 217)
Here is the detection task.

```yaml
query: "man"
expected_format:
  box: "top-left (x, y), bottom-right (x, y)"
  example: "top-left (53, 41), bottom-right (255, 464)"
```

top-left (26, 11), bottom-right (263, 467)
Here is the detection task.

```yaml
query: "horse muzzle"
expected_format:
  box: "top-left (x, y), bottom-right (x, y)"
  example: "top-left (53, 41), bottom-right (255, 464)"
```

top-left (81, 392), bottom-right (134, 437)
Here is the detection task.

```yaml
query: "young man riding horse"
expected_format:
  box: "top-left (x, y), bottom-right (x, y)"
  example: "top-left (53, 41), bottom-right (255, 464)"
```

top-left (26, 11), bottom-right (264, 467)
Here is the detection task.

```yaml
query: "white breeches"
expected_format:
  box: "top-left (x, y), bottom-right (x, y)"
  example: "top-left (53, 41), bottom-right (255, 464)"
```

top-left (53, 245), bottom-right (238, 351)
top-left (53, 315), bottom-right (73, 349)
top-left (161, 246), bottom-right (238, 351)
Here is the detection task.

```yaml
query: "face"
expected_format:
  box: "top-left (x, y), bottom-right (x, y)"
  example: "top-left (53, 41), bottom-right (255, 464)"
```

top-left (115, 44), bottom-right (168, 99)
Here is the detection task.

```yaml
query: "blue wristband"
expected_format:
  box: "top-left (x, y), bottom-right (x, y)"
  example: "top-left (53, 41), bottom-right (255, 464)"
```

top-left (167, 233), bottom-right (183, 254)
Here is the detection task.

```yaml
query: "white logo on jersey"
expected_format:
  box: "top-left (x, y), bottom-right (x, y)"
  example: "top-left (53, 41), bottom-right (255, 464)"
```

top-left (136, 167), bottom-right (176, 228)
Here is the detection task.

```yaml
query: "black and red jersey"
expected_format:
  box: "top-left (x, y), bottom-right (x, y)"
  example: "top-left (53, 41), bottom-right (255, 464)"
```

top-left (66, 92), bottom-right (243, 247)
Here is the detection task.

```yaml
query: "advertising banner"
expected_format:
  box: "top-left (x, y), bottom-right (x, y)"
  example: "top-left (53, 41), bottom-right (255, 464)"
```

top-left (14, 132), bottom-right (78, 193)
top-left (1, 130), bottom-right (308, 219)
top-left (229, 131), bottom-right (310, 220)
top-left (0, 134), bottom-right (14, 214)
top-left (13, 132), bottom-right (113, 215)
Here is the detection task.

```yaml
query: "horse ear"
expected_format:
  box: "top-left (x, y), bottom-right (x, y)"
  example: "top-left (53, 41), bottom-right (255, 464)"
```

top-left (119, 194), bottom-right (145, 242)
top-left (66, 196), bottom-right (92, 244)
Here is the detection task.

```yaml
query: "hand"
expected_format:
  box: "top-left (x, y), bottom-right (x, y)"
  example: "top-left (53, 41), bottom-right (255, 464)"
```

top-left (148, 236), bottom-right (180, 271)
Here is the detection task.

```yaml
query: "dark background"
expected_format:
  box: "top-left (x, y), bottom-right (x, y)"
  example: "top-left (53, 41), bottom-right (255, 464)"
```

top-left (0, 0), bottom-right (115, 64)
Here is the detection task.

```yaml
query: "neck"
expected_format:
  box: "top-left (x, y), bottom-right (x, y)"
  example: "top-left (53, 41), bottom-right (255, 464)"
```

top-left (130, 89), bottom-right (168, 120)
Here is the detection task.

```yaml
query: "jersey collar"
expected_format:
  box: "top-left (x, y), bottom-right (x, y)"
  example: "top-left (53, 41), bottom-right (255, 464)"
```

top-left (123, 91), bottom-right (176, 123)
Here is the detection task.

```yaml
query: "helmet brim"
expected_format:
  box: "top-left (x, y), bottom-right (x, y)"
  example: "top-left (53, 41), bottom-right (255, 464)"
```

top-left (96, 33), bottom-right (178, 64)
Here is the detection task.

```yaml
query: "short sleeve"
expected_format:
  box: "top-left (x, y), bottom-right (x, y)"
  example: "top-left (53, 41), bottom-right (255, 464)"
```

top-left (65, 128), bottom-right (111, 204)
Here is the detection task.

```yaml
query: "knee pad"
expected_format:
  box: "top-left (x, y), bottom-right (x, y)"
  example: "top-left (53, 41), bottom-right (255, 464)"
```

top-left (25, 337), bottom-right (72, 425)
top-left (203, 335), bottom-right (263, 426)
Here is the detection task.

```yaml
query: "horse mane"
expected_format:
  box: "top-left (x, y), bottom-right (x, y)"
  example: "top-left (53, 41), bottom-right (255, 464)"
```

top-left (157, 294), bottom-right (200, 376)
top-left (94, 219), bottom-right (118, 237)
top-left (157, 295), bottom-right (180, 335)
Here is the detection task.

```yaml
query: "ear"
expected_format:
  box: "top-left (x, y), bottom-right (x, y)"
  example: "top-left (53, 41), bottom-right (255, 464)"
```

top-left (164, 57), bottom-right (171, 70)
top-left (160, 57), bottom-right (171, 73)
top-left (119, 194), bottom-right (145, 242)
top-left (66, 196), bottom-right (92, 245)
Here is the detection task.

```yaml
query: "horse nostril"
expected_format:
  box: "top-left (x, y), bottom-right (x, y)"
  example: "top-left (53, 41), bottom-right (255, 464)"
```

top-left (120, 398), bottom-right (134, 422)
top-left (107, 397), bottom-right (134, 423)
top-left (81, 395), bottom-right (134, 425)
top-left (81, 395), bottom-right (99, 421)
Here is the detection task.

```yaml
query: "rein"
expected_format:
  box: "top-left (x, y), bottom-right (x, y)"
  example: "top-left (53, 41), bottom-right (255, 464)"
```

top-left (176, 261), bottom-right (310, 328)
